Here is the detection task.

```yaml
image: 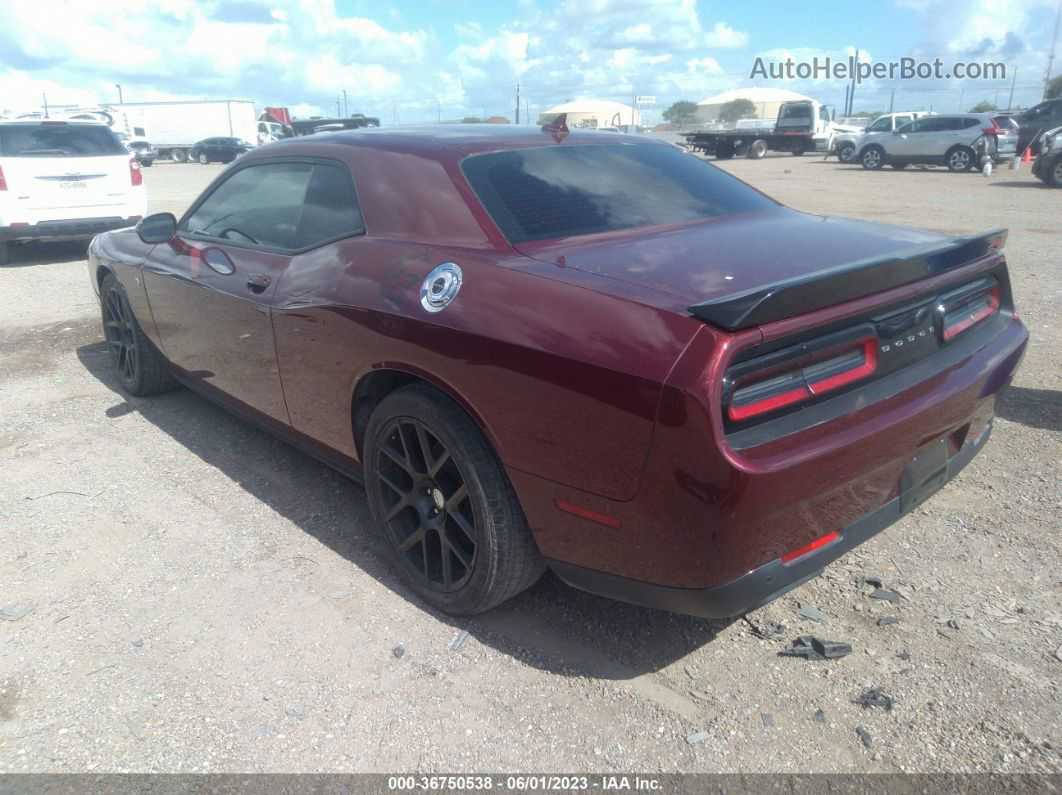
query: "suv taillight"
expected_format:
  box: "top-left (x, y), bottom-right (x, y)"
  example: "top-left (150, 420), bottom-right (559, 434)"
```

top-left (129, 158), bottom-right (143, 187)
top-left (940, 281), bottom-right (1000, 341)
top-left (727, 336), bottom-right (878, 422)
top-left (0, 164), bottom-right (7, 191)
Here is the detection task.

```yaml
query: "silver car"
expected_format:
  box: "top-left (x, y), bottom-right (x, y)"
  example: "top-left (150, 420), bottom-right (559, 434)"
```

top-left (856, 113), bottom-right (1018, 172)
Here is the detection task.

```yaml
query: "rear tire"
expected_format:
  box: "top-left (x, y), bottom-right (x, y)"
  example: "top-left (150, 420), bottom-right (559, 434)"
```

top-left (747, 139), bottom-right (768, 159)
top-left (946, 145), bottom-right (975, 172)
top-left (364, 384), bottom-right (545, 615)
top-left (837, 142), bottom-right (856, 163)
top-left (170, 148), bottom-right (187, 163)
top-left (861, 146), bottom-right (885, 169)
top-left (100, 273), bottom-right (177, 397)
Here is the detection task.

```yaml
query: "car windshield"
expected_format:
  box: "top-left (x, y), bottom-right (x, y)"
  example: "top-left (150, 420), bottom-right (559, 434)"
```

top-left (461, 143), bottom-right (775, 244)
top-left (0, 123), bottom-right (127, 157)
top-left (866, 117), bottom-right (891, 132)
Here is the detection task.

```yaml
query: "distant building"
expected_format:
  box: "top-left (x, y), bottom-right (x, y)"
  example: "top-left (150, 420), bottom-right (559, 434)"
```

top-left (539, 99), bottom-right (640, 128)
top-left (486, 116), bottom-right (510, 124)
top-left (695, 88), bottom-right (814, 122)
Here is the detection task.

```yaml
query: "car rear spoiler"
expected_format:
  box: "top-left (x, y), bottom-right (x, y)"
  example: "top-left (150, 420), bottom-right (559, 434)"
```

top-left (687, 228), bottom-right (1007, 331)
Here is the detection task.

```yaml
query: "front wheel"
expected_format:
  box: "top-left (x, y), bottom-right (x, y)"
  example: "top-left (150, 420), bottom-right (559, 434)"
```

top-left (946, 146), bottom-right (975, 172)
top-left (170, 148), bottom-right (187, 163)
top-left (861, 146), bottom-right (885, 169)
top-left (747, 139), bottom-right (768, 159)
top-left (364, 384), bottom-right (545, 615)
top-left (1046, 155), bottom-right (1062, 187)
top-left (198, 153), bottom-right (209, 165)
top-left (837, 143), bottom-right (856, 163)
top-left (100, 273), bottom-right (177, 396)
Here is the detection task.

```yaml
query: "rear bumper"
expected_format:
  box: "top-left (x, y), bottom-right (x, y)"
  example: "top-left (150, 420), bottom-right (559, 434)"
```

top-left (549, 422), bottom-right (989, 618)
top-left (0, 217), bottom-right (139, 242)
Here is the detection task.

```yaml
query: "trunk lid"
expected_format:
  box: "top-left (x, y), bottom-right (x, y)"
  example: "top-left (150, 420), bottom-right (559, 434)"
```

top-left (515, 207), bottom-right (957, 326)
top-left (0, 154), bottom-right (133, 211)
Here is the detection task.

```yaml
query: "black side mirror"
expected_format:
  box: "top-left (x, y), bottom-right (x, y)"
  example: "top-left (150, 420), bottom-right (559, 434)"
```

top-left (136, 212), bottom-right (177, 244)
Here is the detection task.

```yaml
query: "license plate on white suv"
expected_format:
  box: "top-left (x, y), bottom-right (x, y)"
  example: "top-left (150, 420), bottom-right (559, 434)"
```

top-left (59, 181), bottom-right (88, 190)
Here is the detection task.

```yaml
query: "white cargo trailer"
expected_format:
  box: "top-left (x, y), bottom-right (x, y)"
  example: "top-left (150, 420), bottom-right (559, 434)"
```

top-left (117, 100), bottom-right (258, 162)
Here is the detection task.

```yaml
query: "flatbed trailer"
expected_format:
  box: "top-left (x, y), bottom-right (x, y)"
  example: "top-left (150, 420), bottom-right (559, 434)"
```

top-left (683, 129), bottom-right (816, 159)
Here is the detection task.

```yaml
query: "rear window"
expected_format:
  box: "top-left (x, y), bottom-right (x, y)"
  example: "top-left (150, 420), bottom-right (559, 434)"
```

top-left (0, 123), bottom-right (127, 158)
top-left (461, 143), bottom-right (775, 244)
top-left (993, 116), bottom-right (1018, 129)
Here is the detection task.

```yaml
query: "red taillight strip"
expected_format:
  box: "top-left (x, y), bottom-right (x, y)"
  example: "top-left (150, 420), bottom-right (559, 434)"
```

top-left (728, 337), bottom-right (878, 421)
top-left (943, 286), bottom-right (1000, 341)
top-left (129, 158), bottom-right (143, 187)
top-left (806, 338), bottom-right (878, 394)
top-left (781, 530), bottom-right (840, 564)
top-left (554, 499), bottom-right (621, 529)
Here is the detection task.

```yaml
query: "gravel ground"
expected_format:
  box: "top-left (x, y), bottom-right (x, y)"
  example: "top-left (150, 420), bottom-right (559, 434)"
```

top-left (0, 153), bottom-right (1059, 775)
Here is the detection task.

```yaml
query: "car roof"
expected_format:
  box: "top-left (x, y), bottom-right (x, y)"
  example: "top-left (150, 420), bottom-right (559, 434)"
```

top-left (274, 123), bottom-right (657, 157)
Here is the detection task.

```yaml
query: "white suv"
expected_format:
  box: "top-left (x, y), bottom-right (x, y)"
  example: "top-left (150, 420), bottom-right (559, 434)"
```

top-left (0, 120), bottom-right (146, 265)
top-left (854, 113), bottom-right (1018, 172)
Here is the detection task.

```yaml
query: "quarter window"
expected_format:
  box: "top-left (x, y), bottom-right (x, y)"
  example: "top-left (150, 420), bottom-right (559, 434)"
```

top-left (295, 163), bottom-right (365, 248)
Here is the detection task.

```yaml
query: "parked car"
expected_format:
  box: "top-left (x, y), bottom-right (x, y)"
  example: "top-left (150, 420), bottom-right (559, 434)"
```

top-left (115, 131), bottom-right (157, 167)
top-left (86, 125), bottom-right (1027, 617)
top-left (1014, 98), bottom-right (1062, 155)
top-left (1031, 124), bottom-right (1062, 187)
top-left (855, 113), bottom-right (1017, 171)
top-left (0, 120), bottom-right (145, 266)
top-left (189, 137), bottom-right (254, 164)
top-left (834, 112), bottom-right (935, 163)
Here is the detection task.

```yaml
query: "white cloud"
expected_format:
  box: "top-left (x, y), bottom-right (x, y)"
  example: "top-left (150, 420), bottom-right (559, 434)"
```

top-left (704, 22), bottom-right (749, 49)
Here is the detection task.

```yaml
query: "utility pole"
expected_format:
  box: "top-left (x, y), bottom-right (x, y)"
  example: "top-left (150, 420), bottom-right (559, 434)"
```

top-left (515, 83), bottom-right (520, 124)
top-left (1046, 0), bottom-right (1062, 99)
top-left (343, 89), bottom-right (348, 116)
top-left (115, 83), bottom-right (123, 104)
top-left (436, 97), bottom-right (441, 123)
top-left (525, 99), bottom-right (530, 126)
top-left (335, 97), bottom-right (341, 117)
top-left (42, 92), bottom-right (49, 118)
top-left (1008, 68), bottom-right (1018, 109)
top-left (958, 88), bottom-right (965, 112)
top-left (849, 46), bottom-right (858, 115)
top-left (889, 88), bottom-right (895, 114)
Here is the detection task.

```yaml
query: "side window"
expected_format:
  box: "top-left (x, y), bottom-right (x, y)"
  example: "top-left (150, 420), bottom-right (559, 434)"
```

top-left (960, 117), bottom-right (981, 129)
top-left (894, 115), bottom-right (911, 127)
top-left (295, 163), bottom-right (366, 249)
top-left (905, 117), bottom-right (934, 133)
top-left (182, 162), bottom-right (313, 250)
top-left (866, 117), bottom-right (890, 132)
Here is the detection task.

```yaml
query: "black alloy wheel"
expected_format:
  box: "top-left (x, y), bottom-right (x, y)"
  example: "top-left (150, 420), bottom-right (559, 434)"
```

top-left (374, 416), bottom-right (477, 592)
top-left (103, 281), bottom-right (138, 385)
top-left (364, 384), bottom-right (545, 614)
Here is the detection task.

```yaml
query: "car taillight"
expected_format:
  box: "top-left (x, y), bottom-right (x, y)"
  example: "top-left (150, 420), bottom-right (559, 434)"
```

top-left (728, 336), bottom-right (878, 422)
top-left (0, 165), bottom-right (7, 191)
top-left (940, 283), bottom-right (1000, 341)
top-left (129, 158), bottom-right (143, 187)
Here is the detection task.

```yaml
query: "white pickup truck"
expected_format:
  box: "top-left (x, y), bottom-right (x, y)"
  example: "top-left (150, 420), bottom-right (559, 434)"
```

top-left (834, 112), bottom-right (936, 163)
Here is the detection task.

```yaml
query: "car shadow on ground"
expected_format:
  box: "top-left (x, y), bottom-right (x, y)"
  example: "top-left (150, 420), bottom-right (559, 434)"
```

top-left (988, 180), bottom-right (1049, 188)
top-left (76, 341), bottom-right (729, 679)
top-left (2, 240), bottom-right (91, 268)
top-left (996, 385), bottom-right (1062, 432)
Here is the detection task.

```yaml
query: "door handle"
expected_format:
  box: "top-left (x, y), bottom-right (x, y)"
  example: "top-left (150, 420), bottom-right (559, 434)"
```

top-left (247, 273), bottom-right (271, 290)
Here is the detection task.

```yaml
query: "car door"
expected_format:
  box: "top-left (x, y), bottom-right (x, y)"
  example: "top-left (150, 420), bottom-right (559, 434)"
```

top-left (142, 160), bottom-right (316, 423)
top-left (888, 117), bottom-right (933, 156)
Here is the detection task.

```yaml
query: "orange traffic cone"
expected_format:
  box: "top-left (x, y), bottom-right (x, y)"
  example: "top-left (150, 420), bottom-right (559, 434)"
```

top-left (1022, 146), bottom-right (1032, 163)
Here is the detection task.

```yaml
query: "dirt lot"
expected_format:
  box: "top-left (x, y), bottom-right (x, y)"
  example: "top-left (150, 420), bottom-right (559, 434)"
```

top-left (0, 153), bottom-right (1059, 775)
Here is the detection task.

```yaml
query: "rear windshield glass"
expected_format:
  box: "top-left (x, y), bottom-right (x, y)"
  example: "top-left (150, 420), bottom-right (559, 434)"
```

top-left (461, 143), bottom-right (775, 243)
top-left (0, 124), bottom-right (126, 158)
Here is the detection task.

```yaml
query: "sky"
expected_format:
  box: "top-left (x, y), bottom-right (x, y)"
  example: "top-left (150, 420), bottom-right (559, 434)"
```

top-left (0, 0), bottom-right (1058, 124)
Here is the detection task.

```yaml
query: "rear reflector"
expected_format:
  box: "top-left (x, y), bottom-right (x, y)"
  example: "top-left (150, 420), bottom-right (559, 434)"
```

top-left (554, 499), bottom-right (621, 529)
top-left (781, 530), bottom-right (840, 564)
top-left (942, 285), bottom-right (1000, 341)
top-left (728, 337), bottom-right (878, 422)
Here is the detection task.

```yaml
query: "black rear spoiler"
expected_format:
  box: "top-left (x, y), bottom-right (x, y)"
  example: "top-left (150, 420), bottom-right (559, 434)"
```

top-left (688, 228), bottom-right (1007, 331)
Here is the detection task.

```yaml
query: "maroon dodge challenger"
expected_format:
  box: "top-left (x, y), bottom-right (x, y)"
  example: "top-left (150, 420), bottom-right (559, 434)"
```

top-left (87, 123), bottom-right (1027, 617)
